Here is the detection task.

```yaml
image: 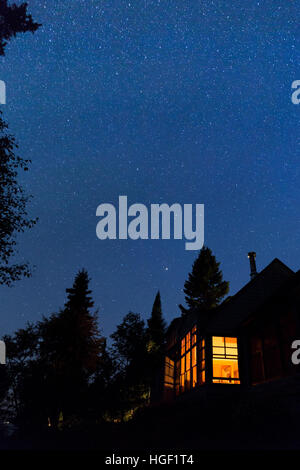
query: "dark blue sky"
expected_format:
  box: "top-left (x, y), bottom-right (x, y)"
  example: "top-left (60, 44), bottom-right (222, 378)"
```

top-left (0, 0), bottom-right (299, 338)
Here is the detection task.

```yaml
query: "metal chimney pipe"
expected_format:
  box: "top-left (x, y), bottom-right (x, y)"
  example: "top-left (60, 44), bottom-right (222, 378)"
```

top-left (248, 252), bottom-right (257, 280)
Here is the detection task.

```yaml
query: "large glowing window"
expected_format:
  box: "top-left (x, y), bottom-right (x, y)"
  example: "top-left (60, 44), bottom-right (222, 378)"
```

top-left (212, 337), bottom-right (240, 384)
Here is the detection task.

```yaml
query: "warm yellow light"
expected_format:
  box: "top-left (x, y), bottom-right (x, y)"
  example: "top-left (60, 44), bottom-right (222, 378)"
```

top-left (192, 346), bottom-right (197, 366)
top-left (213, 336), bottom-right (224, 347)
top-left (212, 336), bottom-right (239, 384)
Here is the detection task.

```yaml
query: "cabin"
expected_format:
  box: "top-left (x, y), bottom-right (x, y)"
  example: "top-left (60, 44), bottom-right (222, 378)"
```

top-left (154, 253), bottom-right (300, 403)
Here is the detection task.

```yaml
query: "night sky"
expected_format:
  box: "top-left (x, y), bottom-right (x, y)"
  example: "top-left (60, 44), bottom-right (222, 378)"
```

top-left (0, 0), bottom-right (299, 339)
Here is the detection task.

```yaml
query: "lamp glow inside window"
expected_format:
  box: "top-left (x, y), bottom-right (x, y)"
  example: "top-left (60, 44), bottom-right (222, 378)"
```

top-left (212, 337), bottom-right (240, 384)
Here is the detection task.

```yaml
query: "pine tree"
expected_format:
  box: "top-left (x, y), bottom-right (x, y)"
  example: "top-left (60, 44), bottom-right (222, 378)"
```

top-left (147, 291), bottom-right (166, 353)
top-left (2, 270), bottom-right (106, 427)
top-left (39, 269), bottom-right (104, 425)
top-left (146, 292), bottom-right (167, 404)
top-left (179, 246), bottom-right (229, 315)
top-left (62, 269), bottom-right (103, 373)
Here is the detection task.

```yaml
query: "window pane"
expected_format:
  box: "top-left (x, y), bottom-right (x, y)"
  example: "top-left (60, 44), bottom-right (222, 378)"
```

top-left (180, 374), bottom-right (185, 390)
top-left (186, 370), bottom-right (191, 390)
top-left (181, 337), bottom-right (185, 356)
top-left (213, 336), bottom-right (224, 347)
top-left (200, 347), bottom-right (205, 360)
top-left (186, 351), bottom-right (191, 371)
top-left (225, 337), bottom-right (237, 346)
top-left (181, 356), bottom-right (185, 373)
top-left (213, 358), bottom-right (239, 384)
top-left (186, 332), bottom-right (191, 351)
top-left (192, 346), bottom-right (197, 366)
top-left (192, 366), bottom-right (197, 387)
top-left (213, 346), bottom-right (225, 355)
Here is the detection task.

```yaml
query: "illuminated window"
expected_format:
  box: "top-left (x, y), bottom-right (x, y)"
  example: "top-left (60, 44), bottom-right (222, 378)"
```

top-left (180, 332), bottom-right (191, 392)
top-left (164, 357), bottom-right (175, 400)
top-left (192, 345), bottom-right (197, 387)
top-left (212, 337), bottom-right (240, 384)
top-left (179, 326), bottom-right (205, 392)
top-left (186, 332), bottom-right (191, 351)
top-left (180, 326), bottom-right (197, 392)
top-left (192, 325), bottom-right (197, 345)
top-left (164, 357), bottom-right (174, 388)
top-left (198, 338), bottom-right (205, 384)
top-left (181, 337), bottom-right (185, 356)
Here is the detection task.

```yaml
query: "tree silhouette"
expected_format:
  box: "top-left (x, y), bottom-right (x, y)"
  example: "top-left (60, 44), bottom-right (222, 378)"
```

top-left (111, 312), bottom-right (147, 370)
top-left (2, 324), bottom-right (40, 425)
top-left (0, 0), bottom-right (40, 55)
top-left (0, 3), bottom-right (40, 285)
top-left (110, 312), bottom-right (149, 420)
top-left (146, 291), bottom-right (167, 402)
top-left (3, 270), bottom-right (105, 428)
top-left (179, 246), bottom-right (229, 315)
top-left (0, 113), bottom-right (37, 285)
top-left (147, 291), bottom-right (166, 354)
top-left (38, 269), bottom-right (104, 426)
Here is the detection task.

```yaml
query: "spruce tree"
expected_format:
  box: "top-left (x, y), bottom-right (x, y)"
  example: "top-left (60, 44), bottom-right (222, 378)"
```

top-left (146, 292), bottom-right (167, 404)
top-left (147, 291), bottom-right (166, 353)
top-left (39, 269), bottom-right (104, 425)
top-left (179, 246), bottom-right (229, 315)
top-left (62, 269), bottom-right (103, 373)
top-left (2, 271), bottom-right (106, 427)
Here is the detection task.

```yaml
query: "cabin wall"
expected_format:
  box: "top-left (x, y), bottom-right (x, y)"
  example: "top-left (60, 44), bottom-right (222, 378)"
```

top-left (247, 304), bottom-right (300, 385)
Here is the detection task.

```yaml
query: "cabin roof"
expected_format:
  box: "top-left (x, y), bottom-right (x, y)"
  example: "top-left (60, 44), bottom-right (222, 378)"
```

top-left (208, 258), bottom-right (295, 331)
top-left (167, 258), bottom-right (296, 342)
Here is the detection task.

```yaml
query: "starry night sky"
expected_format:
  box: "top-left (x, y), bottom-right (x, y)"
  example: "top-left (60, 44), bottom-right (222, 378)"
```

top-left (0, 0), bottom-right (299, 339)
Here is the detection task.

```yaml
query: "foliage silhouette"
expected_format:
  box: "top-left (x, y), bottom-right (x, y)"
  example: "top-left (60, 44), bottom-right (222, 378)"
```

top-left (0, 113), bottom-right (37, 285)
top-left (0, 0), bottom-right (40, 55)
top-left (0, 4), bottom-right (40, 284)
top-left (179, 246), bottom-right (229, 315)
top-left (110, 312), bottom-right (149, 420)
top-left (147, 291), bottom-right (166, 354)
top-left (2, 270), bottom-right (106, 428)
